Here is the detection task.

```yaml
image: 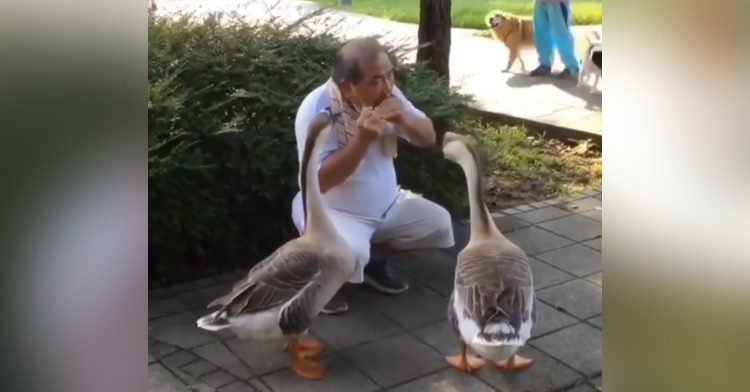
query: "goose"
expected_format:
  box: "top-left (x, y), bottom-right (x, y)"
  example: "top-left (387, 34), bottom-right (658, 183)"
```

top-left (195, 109), bottom-right (356, 380)
top-left (441, 132), bottom-right (536, 373)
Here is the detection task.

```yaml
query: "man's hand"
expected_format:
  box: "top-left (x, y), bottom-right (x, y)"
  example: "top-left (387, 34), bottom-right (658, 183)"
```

top-left (355, 106), bottom-right (385, 142)
top-left (374, 96), bottom-right (405, 125)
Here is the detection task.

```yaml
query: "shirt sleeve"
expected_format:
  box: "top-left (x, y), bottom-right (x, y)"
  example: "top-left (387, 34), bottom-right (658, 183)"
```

top-left (389, 85), bottom-right (428, 140)
top-left (295, 106), bottom-right (340, 173)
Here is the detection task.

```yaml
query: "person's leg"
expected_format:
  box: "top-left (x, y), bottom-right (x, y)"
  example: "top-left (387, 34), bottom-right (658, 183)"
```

top-left (368, 190), bottom-right (455, 294)
top-left (530, 1), bottom-right (554, 76)
top-left (291, 193), bottom-right (375, 314)
top-left (550, 1), bottom-right (580, 78)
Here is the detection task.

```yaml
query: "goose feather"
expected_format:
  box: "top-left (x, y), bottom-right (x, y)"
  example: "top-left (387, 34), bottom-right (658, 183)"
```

top-left (442, 132), bottom-right (536, 362)
top-left (196, 109), bottom-right (355, 341)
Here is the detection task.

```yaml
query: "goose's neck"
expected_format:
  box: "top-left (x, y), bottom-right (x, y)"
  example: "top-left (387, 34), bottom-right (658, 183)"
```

top-left (302, 147), bottom-right (339, 241)
top-left (460, 155), bottom-right (501, 242)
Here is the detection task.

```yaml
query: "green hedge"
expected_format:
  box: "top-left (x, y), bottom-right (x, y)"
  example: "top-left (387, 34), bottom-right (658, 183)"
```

top-left (148, 13), bottom-right (475, 286)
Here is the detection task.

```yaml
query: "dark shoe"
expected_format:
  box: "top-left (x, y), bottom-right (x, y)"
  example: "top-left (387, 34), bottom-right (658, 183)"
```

top-left (363, 259), bottom-right (409, 295)
top-left (528, 65), bottom-right (552, 77)
top-left (321, 290), bottom-right (348, 315)
top-left (557, 68), bottom-right (579, 80)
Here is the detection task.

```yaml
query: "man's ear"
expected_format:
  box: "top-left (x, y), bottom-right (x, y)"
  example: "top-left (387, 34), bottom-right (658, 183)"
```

top-left (337, 80), bottom-right (356, 100)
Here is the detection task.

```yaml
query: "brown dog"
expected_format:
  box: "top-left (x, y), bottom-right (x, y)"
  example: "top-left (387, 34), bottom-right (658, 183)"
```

top-left (487, 11), bottom-right (535, 72)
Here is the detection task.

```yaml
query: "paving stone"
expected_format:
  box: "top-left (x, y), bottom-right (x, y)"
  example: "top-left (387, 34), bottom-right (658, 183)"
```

top-left (181, 359), bottom-right (218, 378)
top-left (170, 282), bottom-right (197, 295)
top-left (582, 238), bottom-right (602, 251)
top-left (312, 298), bottom-right (403, 350)
top-left (545, 199), bottom-right (563, 206)
top-left (246, 379), bottom-right (272, 392)
top-left (530, 201), bottom-right (550, 208)
top-left (562, 197), bottom-right (601, 213)
top-left (357, 280), bottom-right (449, 331)
top-left (476, 346), bottom-right (581, 392)
top-left (412, 321), bottom-right (462, 356)
top-left (538, 215), bottom-right (602, 242)
top-left (149, 341), bottom-right (179, 359)
top-left (224, 337), bottom-right (291, 375)
top-left (492, 214), bottom-right (531, 233)
top-left (194, 277), bottom-right (217, 288)
top-left (261, 354), bottom-right (380, 392)
top-left (339, 333), bottom-right (446, 388)
top-left (532, 323), bottom-right (602, 375)
top-left (587, 316), bottom-right (602, 329)
top-left (219, 381), bottom-right (259, 392)
top-left (389, 369), bottom-right (496, 392)
top-left (567, 384), bottom-right (597, 392)
top-left (532, 302), bottom-right (580, 338)
top-left (149, 287), bottom-right (173, 301)
top-left (592, 377), bottom-right (602, 388)
top-left (149, 363), bottom-right (188, 392)
top-left (193, 341), bottom-right (255, 379)
top-left (180, 284), bottom-right (232, 310)
top-left (514, 207), bottom-right (572, 224)
top-left (443, 223), bottom-right (469, 259)
top-left (560, 193), bottom-right (588, 203)
top-left (149, 353), bottom-right (157, 364)
top-left (529, 257), bottom-right (576, 289)
top-left (515, 204), bottom-right (535, 212)
top-left (505, 226), bottom-right (573, 256)
top-left (200, 370), bottom-right (237, 389)
top-left (537, 279), bottom-right (602, 319)
top-left (149, 311), bottom-right (218, 349)
top-left (585, 272), bottom-right (602, 286)
top-left (536, 244), bottom-right (602, 277)
top-left (149, 297), bottom-right (188, 319)
top-left (161, 350), bottom-right (200, 369)
top-left (501, 207), bottom-right (521, 215)
top-left (581, 208), bottom-right (602, 222)
top-left (393, 250), bottom-right (456, 297)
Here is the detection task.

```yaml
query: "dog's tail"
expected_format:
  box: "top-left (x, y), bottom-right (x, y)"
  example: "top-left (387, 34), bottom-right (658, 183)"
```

top-left (588, 30), bottom-right (602, 44)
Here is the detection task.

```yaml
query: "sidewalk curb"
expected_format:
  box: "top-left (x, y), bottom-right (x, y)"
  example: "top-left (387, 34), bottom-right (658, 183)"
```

top-left (467, 106), bottom-right (602, 146)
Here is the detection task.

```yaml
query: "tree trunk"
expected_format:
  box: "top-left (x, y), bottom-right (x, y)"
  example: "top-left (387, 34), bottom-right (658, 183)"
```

top-left (416, 0), bottom-right (452, 81)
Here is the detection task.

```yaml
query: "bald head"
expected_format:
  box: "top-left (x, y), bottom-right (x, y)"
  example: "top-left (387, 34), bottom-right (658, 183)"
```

top-left (331, 37), bottom-right (395, 107)
top-left (332, 37), bottom-right (390, 86)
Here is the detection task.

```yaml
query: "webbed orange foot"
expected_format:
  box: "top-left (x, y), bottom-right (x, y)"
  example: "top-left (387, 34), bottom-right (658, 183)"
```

top-left (287, 337), bottom-right (327, 380)
top-left (284, 336), bottom-right (323, 358)
top-left (495, 354), bottom-right (534, 371)
top-left (446, 353), bottom-right (485, 372)
top-left (445, 340), bottom-right (485, 372)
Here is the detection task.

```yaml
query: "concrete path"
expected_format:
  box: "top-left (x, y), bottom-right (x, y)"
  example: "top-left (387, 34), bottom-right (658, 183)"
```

top-left (148, 190), bottom-right (602, 392)
top-left (151, 0), bottom-right (602, 140)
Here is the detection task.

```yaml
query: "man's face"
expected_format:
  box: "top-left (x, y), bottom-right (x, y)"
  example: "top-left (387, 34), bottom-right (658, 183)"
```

top-left (341, 52), bottom-right (395, 108)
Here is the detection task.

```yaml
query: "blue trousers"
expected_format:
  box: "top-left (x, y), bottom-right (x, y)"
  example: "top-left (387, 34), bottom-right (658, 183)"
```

top-left (533, 1), bottom-right (579, 70)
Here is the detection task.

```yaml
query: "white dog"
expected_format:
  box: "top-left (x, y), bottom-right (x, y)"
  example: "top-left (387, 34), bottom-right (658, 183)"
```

top-left (578, 31), bottom-right (602, 94)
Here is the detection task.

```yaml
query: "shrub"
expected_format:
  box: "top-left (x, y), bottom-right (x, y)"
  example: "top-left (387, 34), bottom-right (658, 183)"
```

top-left (148, 13), bottom-right (474, 286)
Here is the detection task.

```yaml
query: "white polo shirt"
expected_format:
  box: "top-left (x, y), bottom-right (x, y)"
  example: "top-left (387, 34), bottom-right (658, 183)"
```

top-left (292, 81), bottom-right (426, 219)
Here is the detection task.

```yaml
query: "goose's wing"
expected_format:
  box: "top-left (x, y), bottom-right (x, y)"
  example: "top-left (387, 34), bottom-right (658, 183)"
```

top-left (207, 240), bottom-right (324, 329)
top-left (228, 246), bottom-right (284, 292)
top-left (455, 242), bottom-right (534, 341)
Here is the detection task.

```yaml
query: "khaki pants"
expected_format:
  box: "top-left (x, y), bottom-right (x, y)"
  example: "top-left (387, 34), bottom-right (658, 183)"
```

top-left (291, 189), bottom-right (455, 283)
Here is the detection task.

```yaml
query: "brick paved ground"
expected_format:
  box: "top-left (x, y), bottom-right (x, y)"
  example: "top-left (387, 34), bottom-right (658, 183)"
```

top-left (152, 0), bottom-right (602, 138)
top-left (148, 190), bottom-right (602, 392)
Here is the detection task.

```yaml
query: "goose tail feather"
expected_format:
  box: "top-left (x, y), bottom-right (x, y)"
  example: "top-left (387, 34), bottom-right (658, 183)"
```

top-left (196, 310), bottom-right (232, 331)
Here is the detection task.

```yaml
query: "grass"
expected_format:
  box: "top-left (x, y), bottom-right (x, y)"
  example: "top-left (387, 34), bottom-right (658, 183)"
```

top-left (472, 121), bottom-right (601, 208)
top-left (312, 0), bottom-right (602, 29)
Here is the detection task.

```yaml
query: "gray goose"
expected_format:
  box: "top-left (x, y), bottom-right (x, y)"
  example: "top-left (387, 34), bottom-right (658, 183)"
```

top-left (196, 110), bottom-right (356, 380)
top-left (441, 132), bottom-right (536, 373)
